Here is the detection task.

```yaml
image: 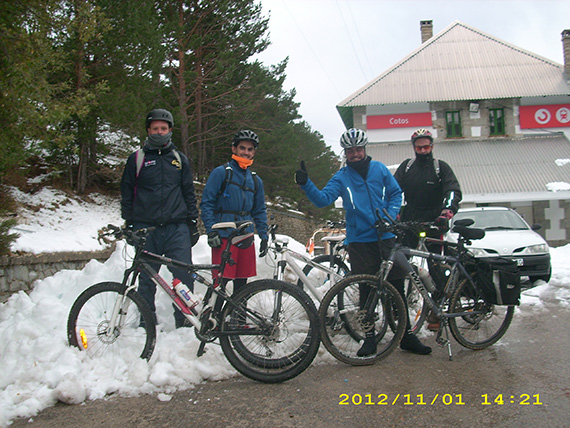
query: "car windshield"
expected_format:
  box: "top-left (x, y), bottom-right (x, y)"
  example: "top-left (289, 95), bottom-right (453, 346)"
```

top-left (452, 210), bottom-right (529, 231)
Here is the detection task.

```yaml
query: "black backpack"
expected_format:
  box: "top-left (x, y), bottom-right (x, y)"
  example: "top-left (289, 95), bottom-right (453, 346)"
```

top-left (216, 162), bottom-right (259, 198)
top-left (404, 157), bottom-right (441, 182)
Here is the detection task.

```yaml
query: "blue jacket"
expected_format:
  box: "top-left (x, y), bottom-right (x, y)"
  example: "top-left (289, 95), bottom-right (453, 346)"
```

top-left (301, 160), bottom-right (402, 243)
top-left (200, 159), bottom-right (268, 239)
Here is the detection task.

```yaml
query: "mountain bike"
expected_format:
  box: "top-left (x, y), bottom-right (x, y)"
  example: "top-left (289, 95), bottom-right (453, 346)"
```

top-left (67, 221), bottom-right (321, 383)
top-left (366, 213), bottom-right (518, 360)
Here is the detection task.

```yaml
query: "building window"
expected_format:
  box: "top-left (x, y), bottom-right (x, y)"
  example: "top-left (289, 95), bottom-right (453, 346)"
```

top-left (446, 111), bottom-right (462, 137)
top-left (489, 108), bottom-right (505, 135)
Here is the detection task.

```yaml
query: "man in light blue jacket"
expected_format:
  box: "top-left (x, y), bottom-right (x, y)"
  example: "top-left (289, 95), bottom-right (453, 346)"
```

top-left (295, 128), bottom-right (431, 356)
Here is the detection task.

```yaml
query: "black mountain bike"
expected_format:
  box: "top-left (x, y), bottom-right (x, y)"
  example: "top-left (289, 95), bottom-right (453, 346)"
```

top-left (67, 221), bottom-right (320, 383)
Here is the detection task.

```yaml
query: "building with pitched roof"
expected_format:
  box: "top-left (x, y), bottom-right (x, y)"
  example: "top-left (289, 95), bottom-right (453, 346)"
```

top-left (337, 21), bottom-right (570, 245)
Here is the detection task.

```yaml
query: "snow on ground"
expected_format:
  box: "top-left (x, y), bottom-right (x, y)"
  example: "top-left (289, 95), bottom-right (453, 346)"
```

top-left (0, 186), bottom-right (569, 426)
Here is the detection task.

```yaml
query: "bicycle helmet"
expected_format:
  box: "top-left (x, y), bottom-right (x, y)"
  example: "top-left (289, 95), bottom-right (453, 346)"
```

top-left (146, 109), bottom-right (174, 129)
top-left (233, 130), bottom-right (259, 148)
top-left (411, 128), bottom-right (433, 144)
top-left (340, 128), bottom-right (368, 149)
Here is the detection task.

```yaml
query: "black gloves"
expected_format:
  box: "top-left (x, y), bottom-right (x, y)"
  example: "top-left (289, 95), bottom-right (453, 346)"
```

top-left (434, 209), bottom-right (454, 232)
top-left (187, 218), bottom-right (200, 247)
top-left (295, 161), bottom-right (308, 185)
top-left (259, 238), bottom-right (268, 257)
top-left (207, 231), bottom-right (222, 248)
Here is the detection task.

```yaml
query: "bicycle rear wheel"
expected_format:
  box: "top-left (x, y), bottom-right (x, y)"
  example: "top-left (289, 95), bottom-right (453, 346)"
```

top-left (448, 278), bottom-right (514, 349)
top-left (67, 282), bottom-right (156, 360)
top-left (319, 274), bottom-right (406, 366)
top-left (219, 279), bottom-right (320, 383)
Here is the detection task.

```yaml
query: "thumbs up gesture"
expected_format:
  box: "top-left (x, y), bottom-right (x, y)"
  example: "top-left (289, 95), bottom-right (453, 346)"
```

top-left (295, 161), bottom-right (308, 185)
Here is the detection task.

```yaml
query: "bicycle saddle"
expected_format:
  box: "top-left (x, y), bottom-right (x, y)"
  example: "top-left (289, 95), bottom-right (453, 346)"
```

top-left (321, 234), bottom-right (346, 242)
top-left (212, 220), bottom-right (253, 230)
top-left (452, 224), bottom-right (485, 240)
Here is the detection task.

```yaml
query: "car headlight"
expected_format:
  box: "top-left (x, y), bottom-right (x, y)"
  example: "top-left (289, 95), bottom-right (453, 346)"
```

top-left (521, 243), bottom-right (549, 254)
top-left (468, 248), bottom-right (494, 257)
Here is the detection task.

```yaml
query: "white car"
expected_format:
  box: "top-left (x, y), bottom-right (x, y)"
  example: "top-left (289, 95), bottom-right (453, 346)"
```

top-left (447, 207), bottom-right (551, 283)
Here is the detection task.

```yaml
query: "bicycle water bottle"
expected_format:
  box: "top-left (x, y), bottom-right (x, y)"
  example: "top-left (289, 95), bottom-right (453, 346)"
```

top-left (417, 267), bottom-right (437, 293)
top-left (173, 278), bottom-right (200, 310)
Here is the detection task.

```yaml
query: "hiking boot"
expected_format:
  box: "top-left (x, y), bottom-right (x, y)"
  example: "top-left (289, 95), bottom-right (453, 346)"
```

top-left (400, 333), bottom-right (432, 355)
top-left (357, 333), bottom-right (377, 357)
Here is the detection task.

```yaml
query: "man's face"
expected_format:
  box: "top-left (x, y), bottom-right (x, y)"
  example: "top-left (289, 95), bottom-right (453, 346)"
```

top-left (232, 140), bottom-right (256, 159)
top-left (147, 120), bottom-right (171, 135)
top-left (413, 137), bottom-right (433, 155)
top-left (345, 146), bottom-right (366, 162)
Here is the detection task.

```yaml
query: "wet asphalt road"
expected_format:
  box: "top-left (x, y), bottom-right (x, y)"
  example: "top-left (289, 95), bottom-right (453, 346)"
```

top-left (9, 301), bottom-right (570, 428)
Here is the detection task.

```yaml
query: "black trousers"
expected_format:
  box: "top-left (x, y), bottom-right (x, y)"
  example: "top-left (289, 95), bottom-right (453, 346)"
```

top-left (348, 239), bottom-right (413, 330)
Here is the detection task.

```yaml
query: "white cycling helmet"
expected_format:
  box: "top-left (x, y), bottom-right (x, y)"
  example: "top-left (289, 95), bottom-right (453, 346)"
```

top-left (340, 128), bottom-right (368, 149)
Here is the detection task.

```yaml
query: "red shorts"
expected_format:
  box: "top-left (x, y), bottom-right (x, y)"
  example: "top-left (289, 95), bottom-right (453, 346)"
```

top-left (212, 238), bottom-right (257, 279)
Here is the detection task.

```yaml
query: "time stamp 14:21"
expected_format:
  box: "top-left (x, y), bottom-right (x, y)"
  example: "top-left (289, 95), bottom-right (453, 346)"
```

top-left (338, 393), bottom-right (543, 406)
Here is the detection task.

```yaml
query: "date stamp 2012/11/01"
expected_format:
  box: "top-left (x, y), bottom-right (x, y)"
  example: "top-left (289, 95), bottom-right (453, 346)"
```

top-left (338, 393), bottom-right (543, 406)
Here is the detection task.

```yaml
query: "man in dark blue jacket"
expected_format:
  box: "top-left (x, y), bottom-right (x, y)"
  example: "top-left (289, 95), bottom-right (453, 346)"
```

top-left (120, 108), bottom-right (199, 328)
top-left (200, 130), bottom-right (268, 296)
top-left (295, 128), bottom-right (431, 356)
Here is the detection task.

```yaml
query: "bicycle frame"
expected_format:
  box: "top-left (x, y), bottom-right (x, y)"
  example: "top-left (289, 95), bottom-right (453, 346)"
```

top-left (107, 222), bottom-right (269, 343)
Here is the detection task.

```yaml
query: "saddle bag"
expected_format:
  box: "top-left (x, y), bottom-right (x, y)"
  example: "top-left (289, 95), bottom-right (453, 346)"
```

top-left (475, 257), bottom-right (521, 306)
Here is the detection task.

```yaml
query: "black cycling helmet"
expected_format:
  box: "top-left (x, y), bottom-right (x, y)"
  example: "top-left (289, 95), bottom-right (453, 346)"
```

top-left (232, 129), bottom-right (259, 148)
top-left (146, 109), bottom-right (174, 129)
top-left (411, 128), bottom-right (433, 144)
top-left (340, 128), bottom-right (368, 149)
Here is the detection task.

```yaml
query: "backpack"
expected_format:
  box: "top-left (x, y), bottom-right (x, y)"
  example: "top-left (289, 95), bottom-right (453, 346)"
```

top-left (404, 157), bottom-right (441, 182)
top-left (135, 148), bottom-right (181, 178)
top-left (216, 162), bottom-right (259, 198)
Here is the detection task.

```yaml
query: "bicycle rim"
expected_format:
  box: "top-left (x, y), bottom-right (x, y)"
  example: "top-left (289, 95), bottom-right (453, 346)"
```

top-left (319, 275), bottom-right (406, 366)
top-left (448, 278), bottom-right (514, 349)
top-left (219, 279), bottom-right (320, 383)
top-left (67, 282), bottom-right (156, 360)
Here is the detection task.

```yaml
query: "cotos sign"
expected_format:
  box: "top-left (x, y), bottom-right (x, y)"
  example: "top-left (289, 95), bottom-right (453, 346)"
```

top-left (367, 112), bottom-right (432, 129)
top-left (519, 104), bottom-right (570, 129)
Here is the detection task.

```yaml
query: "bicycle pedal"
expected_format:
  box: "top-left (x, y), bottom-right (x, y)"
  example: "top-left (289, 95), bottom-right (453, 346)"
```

top-left (435, 337), bottom-right (449, 347)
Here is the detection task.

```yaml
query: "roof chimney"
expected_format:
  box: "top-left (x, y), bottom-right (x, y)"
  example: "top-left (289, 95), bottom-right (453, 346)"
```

top-left (420, 20), bottom-right (433, 44)
top-left (563, 29), bottom-right (570, 77)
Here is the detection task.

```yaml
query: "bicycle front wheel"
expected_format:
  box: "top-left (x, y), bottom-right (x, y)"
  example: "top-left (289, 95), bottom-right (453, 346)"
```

top-left (448, 278), bottom-right (514, 349)
top-left (219, 279), bottom-right (320, 383)
top-left (319, 274), bottom-right (406, 366)
top-left (67, 282), bottom-right (156, 360)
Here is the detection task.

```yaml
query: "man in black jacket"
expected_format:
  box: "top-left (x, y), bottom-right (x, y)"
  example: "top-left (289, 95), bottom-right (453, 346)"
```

top-left (120, 108), bottom-right (200, 328)
top-left (394, 129), bottom-right (462, 237)
top-left (394, 128), bottom-right (462, 330)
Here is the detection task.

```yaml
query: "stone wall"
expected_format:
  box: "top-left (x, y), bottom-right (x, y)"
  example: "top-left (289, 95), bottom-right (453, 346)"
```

top-left (266, 208), bottom-right (322, 246)
top-left (0, 209), bottom-right (324, 300)
top-left (0, 246), bottom-right (115, 296)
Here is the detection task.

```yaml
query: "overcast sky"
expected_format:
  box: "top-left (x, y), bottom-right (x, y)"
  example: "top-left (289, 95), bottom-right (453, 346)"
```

top-left (255, 0), bottom-right (570, 155)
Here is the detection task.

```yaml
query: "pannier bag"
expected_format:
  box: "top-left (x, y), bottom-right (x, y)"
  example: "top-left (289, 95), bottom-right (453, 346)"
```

top-left (475, 257), bottom-right (521, 305)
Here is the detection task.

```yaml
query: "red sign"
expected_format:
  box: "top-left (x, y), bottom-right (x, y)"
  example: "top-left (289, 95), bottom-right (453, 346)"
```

top-left (367, 112), bottom-right (432, 129)
top-left (519, 104), bottom-right (570, 129)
